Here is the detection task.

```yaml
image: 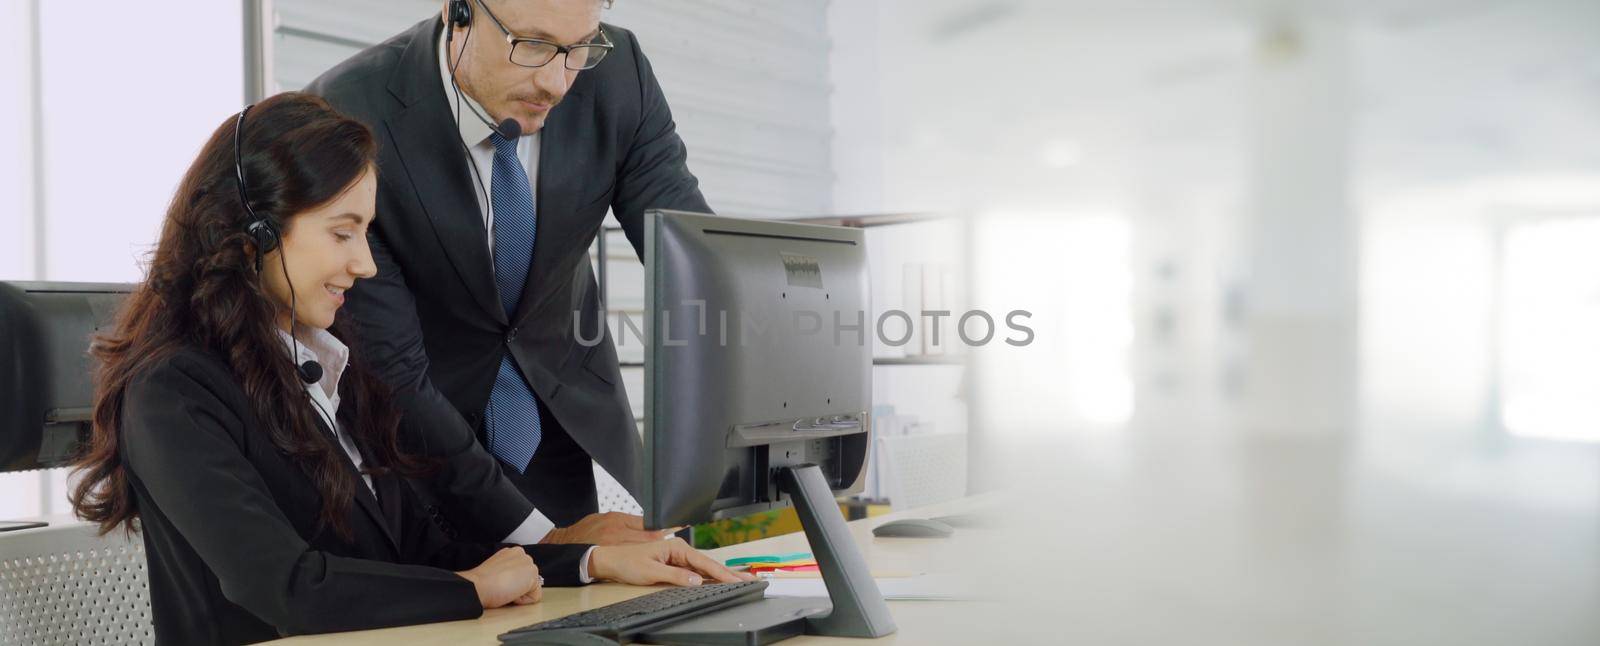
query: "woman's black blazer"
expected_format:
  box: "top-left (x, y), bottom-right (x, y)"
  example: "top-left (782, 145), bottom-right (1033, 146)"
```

top-left (117, 346), bottom-right (589, 645)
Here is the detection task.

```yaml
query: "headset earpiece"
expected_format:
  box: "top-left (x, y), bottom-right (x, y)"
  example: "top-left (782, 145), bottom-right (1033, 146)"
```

top-left (235, 104), bottom-right (278, 272)
top-left (246, 219), bottom-right (277, 275)
top-left (246, 219), bottom-right (279, 256)
top-left (448, 0), bottom-right (471, 29)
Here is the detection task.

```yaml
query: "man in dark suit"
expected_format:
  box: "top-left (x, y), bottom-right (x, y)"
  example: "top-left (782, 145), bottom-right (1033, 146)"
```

top-left (306, 0), bottom-right (709, 545)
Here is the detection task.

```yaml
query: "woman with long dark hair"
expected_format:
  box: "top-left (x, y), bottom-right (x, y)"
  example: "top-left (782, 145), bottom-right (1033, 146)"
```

top-left (68, 92), bottom-right (746, 645)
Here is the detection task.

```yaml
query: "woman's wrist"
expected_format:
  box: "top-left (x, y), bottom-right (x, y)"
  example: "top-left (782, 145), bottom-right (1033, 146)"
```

top-left (454, 569), bottom-right (488, 607)
top-left (586, 546), bottom-right (610, 582)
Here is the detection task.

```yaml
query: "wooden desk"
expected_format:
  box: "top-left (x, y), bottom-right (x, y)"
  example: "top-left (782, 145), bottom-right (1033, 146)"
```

top-left (269, 496), bottom-right (1004, 645)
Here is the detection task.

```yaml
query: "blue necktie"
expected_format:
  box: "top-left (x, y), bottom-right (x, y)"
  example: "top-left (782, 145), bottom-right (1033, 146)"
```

top-left (483, 133), bottom-right (541, 473)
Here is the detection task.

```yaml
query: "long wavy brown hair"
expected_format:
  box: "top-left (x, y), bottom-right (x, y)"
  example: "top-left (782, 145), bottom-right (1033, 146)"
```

top-left (70, 92), bottom-right (430, 540)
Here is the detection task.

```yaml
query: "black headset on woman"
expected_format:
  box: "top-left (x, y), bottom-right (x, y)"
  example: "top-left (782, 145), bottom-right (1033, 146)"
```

top-left (235, 105), bottom-right (324, 386)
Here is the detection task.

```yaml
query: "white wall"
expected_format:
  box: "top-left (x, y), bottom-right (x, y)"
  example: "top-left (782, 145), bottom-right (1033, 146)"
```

top-left (0, 0), bottom-right (34, 282)
top-left (0, 0), bottom-right (37, 516)
top-left (35, 1), bottom-right (244, 283)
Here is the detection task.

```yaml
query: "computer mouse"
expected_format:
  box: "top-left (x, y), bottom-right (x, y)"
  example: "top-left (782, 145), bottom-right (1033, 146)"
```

top-left (871, 518), bottom-right (955, 538)
top-left (500, 629), bottom-right (617, 645)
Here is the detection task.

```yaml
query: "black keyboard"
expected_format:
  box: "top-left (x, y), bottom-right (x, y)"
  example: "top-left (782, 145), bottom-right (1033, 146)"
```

top-left (499, 580), bottom-right (768, 642)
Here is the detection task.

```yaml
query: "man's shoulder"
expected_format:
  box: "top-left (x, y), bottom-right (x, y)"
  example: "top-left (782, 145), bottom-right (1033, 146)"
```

top-left (304, 18), bottom-right (431, 121)
top-left (598, 22), bottom-right (642, 75)
top-left (579, 23), bottom-right (651, 103)
top-left (603, 22), bottom-right (638, 54)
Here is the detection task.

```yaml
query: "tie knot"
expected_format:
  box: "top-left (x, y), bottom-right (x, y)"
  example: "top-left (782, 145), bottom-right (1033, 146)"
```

top-left (490, 132), bottom-right (517, 156)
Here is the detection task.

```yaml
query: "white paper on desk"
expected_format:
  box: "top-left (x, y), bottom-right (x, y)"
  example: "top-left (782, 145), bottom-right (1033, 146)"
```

top-left (762, 574), bottom-right (966, 601)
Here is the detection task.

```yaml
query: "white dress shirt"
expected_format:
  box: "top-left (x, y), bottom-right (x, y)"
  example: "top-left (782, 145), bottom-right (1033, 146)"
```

top-left (281, 326), bottom-right (594, 582)
top-left (438, 24), bottom-right (542, 254)
top-left (278, 327), bottom-right (371, 494)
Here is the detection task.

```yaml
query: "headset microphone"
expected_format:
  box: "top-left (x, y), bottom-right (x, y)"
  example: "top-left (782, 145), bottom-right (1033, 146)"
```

top-left (450, 61), bottom-right (523, 141)
top-left (496, 118), bottom-right (522, 140)
top-left (298, 360), bottom-right (324, 385)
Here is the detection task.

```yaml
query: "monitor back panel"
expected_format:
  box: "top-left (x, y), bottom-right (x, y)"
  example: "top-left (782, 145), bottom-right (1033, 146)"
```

top-left (643, 211), bottom-right (871, 528)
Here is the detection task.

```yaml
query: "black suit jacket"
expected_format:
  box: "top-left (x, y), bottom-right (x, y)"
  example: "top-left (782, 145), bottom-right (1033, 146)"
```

top-left (306, 17), bottom-right (711, 539)
top-left (120, 347), bottom-right (590, 646)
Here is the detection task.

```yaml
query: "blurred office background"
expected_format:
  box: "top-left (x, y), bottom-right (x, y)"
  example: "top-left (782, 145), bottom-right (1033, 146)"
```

top-left (2, 0), bottom-right (1598, 640)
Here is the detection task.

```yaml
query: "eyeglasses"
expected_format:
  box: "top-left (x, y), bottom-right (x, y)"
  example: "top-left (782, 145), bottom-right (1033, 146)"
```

top-left (473, 0), bottom-right (614, 71)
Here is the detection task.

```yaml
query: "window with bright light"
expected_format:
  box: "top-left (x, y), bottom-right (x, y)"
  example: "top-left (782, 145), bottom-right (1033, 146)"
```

top-left (1499, 216), bottom-right (1600, 442)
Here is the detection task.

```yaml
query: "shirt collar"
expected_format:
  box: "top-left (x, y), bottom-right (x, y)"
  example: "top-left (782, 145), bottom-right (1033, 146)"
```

top-left (437, 23), bottom-right (496, 148)
top-left (276, 326), bottom-right (350, 398)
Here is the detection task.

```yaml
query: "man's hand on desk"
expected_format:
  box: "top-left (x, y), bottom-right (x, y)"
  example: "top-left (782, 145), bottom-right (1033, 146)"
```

top-left (589, 537), bottom-right (757, 587)
top-left (541, 511), bottom-right (682, 545)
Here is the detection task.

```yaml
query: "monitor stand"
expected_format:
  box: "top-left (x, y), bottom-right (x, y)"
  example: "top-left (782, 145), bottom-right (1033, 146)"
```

top-left (638, 463), bottom-right (897, 645)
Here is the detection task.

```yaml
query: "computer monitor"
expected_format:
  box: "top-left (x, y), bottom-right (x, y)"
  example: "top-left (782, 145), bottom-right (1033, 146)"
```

top-left (641, 212), bottom-right (872, 527)
top-left (0, 282), bottom-right (132, 473)
top-left (638, 210), bottom-right (894, 640)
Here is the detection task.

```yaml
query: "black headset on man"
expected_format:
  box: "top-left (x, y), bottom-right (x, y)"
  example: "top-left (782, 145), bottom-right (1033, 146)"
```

top-left (447, 0), bottom-right (523, 141)
top-left (445, 0), bottom-right (523, 243)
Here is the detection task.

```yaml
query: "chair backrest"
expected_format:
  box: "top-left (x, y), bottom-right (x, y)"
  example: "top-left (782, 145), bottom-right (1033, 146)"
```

top-left (878, 432), bottom-right (969, 511)
top-left (0, 520), bottom-right (153, 646)
top-left (594, 461), bottom-right (642, 516)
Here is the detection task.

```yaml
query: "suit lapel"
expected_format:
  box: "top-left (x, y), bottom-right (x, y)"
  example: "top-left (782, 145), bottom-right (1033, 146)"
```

top-left (372, 473), bottom-right (406, 544)
top-left (315, 411), bottom-right (401, 555)
top-left (381, 18), bottom-right (603, 332)
top-left (513, 91), bottom-right (594, 328)
top-left (361, 439), bottom-right (407, 544)
top-left (383, 18), bottom-right (506, 325)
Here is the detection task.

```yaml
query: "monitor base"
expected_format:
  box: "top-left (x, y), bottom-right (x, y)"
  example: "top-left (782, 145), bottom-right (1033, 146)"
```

top-left (636, 596), bottom-right (826, 645)
top-left (638, 464), bottom-right (896, 642)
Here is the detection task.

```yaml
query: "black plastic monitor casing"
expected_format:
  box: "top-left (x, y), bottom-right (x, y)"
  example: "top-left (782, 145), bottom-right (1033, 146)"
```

top-left (640, 211), bottom-right (894, 640)
top-left (0, 282), bottom-right (131, 473)
top-left (641, 211), bottom-right (872, 529)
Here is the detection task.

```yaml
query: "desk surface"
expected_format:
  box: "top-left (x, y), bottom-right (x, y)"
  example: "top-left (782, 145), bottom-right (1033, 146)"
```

top-left (268, 497), bottom-right (1001, 645)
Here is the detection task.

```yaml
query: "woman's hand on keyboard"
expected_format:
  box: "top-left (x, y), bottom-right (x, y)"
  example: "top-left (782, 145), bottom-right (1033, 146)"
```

top-left (589, 537), bottom-right (758, 587)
